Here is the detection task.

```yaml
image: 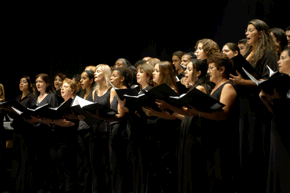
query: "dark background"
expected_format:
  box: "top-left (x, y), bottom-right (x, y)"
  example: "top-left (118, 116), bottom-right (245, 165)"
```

top-left (2, 0), bottom-right (289, 100)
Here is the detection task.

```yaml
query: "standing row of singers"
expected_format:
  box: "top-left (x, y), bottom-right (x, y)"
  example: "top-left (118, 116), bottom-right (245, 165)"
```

top-left (1, 19), bottom-right (290, 193)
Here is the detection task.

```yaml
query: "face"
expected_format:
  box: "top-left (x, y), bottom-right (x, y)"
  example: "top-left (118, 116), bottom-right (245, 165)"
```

top-left (286, 30), bottom-right (290, 47)
top-left (94, 67), bottom-right (105, 83)
top-left (172, 55), bottom-right (182, 70)
top-left (245, 24), bottom-right (262, 47)
top-left (181, 55), bottom-right (191, 67)
top-left (110, 70), bottom-right (123, 88)
top-left (80, 72), bottom-right (93, 89)
top-left (61, 82), bottom-right (72, 100)
top-left (35, 77), bottom-right (47, 93)
top-left (184, 62), bottom-right (198, 85)
top-left (195, 43), bottom-right (207, 60)
top-left (19, 78), bottom-right (30, 92)
top-left (222, 45), bottom-right (238, 59)
top-left (207, 63), bottom-right (221, 83)
top-left (114, 60), bottom-right (124, 68)
top-left (54, 76), bottom-right (63, 90)
top-left (238, 43), bottom-right (246, 56)
top-left (136, 68), bottom-right (148, 87)
top-left (278, 50), bottom-right (290, 75)
top-left (152, 64), bottom-right (160, 84)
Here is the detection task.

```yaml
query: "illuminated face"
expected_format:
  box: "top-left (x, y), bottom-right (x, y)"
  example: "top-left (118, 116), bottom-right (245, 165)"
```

top-left (181, 54), bottom-right (191, 67)
top-left (222, 45), bottom-right (238, 59)
top-left (19, 78), bottom-right (30, 92)
top-left (94, 67), bottom-right (105, 83)
top-left (54, 76), bottom-right (63, 90)
top-left (184, 62), bottom-right (198, 85)
top-left (152, 64), bottom-right (160, 84)
top-left (36, 77), bottom-right (47, 93)
top-left (207, 63), bottom-right (221, 83)
top-left (278, 50), bottom-right (290, 75)
top-left (136, 68), bottom-right (148, 87)
top-left (61, 82), bottom-right (72, 100)
top-left (80, 72), bottom-right (93, 90)
top-left (245, 24), bottom-right (262, 47)
top-left (110, 70), bottom-right (123, 88)
top-left (195, 43), bottom-right (207, 60)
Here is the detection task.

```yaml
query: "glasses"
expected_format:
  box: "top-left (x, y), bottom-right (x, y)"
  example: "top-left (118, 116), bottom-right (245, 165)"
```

top-left (60, 85), bottom-right (69, 89)
top-left (208, 66), bottom-right (216, 71)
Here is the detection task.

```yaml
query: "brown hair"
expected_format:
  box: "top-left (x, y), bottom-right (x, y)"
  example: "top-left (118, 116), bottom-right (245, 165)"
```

top-left (55, 73), bottom-right (67, 81)
top-left (155, 61), bottom-right (178, 93)
top-left (208, 52), bottom-right (233, 79)
top-left (0, 83), bottom-right (5, 101)
top-left (35, 73), bottom-right (55, 94)
top-left (137, 63), bottom-right (154, 88)
top-left (225, 42), bottom-right (240, 54)
top-left (195, 39), bottom-right (220, 57)
top-left (244, 19), bottom-right (278, 66)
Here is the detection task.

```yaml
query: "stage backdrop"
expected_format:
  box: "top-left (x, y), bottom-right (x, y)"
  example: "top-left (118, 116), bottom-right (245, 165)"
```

top-left (2, 0), bottom-right (289, 100)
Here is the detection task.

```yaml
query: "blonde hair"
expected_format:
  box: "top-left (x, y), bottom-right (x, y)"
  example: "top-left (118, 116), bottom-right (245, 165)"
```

top-left (94, 64), bottom-right (112, 92)
top-left (0, 83), bottom-right (5, 101)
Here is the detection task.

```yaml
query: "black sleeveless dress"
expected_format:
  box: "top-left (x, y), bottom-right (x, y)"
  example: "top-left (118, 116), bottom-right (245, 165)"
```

top-left (76, 90), bottom-right (94, 193)
top-left (11, 92), bottom-right (36, 192)
top-left (109, 95), bottom-right (131, 193)
top-left (177, 84), bottom-right (211, 193)
top-left (90, 88), bottom-right (111, 192)
top-left (203, 81), bottom-right (239, 193)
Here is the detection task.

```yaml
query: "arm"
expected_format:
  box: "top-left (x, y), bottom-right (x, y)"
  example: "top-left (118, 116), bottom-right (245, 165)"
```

top-left (230, 70), bottom-right (259, 87)
top-left (187, 83), bottom-right (237, 121)
top-left (41, 117), bottom-right (76, 127)
top-left (155, 85), bottom-right (208, 117)
top-left (142, 107), bottom-right (177, 120)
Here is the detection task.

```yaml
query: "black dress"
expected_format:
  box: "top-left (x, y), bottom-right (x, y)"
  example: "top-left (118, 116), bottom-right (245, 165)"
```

top-left (49, 115), bottom-right (79, 192)
top-left (177, 84), bottom-right (211, 193)
top-left (239, 50), bottom-right (277, 192)
top-left (29, 92), bottom-right (58, 192)
top-left (76, 90), bottom-right (94, 193)
top-left (129, 85), bottom-right (163, 193)
top-left (11, 92), bottom-right (36, 193)
top-left (267, 98), bottom-right (290, 193)
top-left (109, 95), bottom-right (131, 193)
top-left (203, 81), bottom-right (239, 193)
top-left (90, 88), bottom-right (111, 193)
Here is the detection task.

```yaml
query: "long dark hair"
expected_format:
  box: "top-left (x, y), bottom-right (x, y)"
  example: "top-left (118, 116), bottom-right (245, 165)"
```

top-left (189, 59), bottom-right (213, 94)
top-left (21, 75), bottom-right (33, 93)
top-left (244, 19), bottom-right (278, 66)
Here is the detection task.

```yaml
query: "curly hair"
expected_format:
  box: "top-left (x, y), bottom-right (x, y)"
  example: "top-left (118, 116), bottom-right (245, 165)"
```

top-left (195, 39), bottom-right (220, 57)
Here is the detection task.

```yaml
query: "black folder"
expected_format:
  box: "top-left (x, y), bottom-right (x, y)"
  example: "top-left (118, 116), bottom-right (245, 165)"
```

top-left (231, 54), bottom-right (261, 79)
top-left (168, 88), bottom-right (225, 111)
top-left (109, 81), bottom-right (139, 101)
top-left (242, 66), bottom-right (290, 96)
top-left (71, 96), bottom-right (116, 125)
top-left (45, 98), bottom-right (73, 119)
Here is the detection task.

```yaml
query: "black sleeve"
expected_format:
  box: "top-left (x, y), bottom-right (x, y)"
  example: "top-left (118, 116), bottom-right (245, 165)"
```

top-left (260, 50), bottom-right (278, 79)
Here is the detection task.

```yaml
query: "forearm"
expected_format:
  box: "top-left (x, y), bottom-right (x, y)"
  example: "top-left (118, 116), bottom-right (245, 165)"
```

top-left (53, 118), bottom-right (76, 127)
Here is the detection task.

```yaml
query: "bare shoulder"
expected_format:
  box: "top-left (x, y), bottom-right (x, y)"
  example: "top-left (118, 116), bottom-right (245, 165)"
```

top-left (196, 85), bottom-right (207, 94)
